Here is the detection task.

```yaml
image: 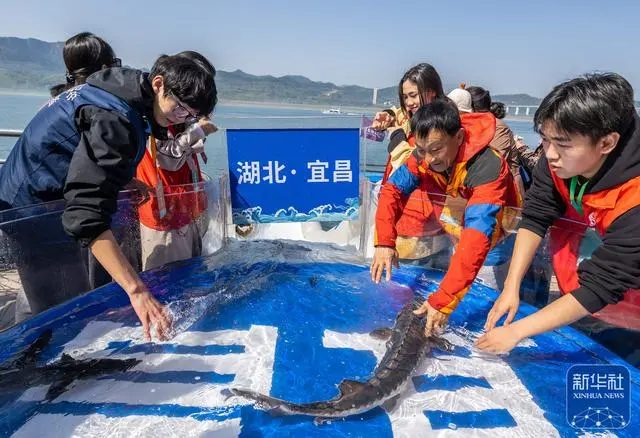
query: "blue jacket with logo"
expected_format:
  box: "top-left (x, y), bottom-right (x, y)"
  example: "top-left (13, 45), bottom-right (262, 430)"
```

top-left (0, 68), bottom-right (155, 246)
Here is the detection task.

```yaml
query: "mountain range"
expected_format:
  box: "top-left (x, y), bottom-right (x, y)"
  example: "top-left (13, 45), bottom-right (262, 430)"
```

top-left (0, 36), bottom-right (546, 107)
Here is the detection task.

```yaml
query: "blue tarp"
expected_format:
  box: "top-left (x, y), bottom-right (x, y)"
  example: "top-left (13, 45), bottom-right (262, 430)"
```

top-left (0, 241), bottom-right (637, 437)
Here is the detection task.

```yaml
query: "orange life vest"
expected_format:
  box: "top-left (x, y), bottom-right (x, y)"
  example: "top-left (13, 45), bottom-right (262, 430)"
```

top-left (549, 169), bottom-right (640, 330)
top-left (136, 126), bottom-right (207, 231)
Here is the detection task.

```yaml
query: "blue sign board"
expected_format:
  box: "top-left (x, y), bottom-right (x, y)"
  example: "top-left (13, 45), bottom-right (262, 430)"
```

top-left (226, 128), bottom-right (360, 224)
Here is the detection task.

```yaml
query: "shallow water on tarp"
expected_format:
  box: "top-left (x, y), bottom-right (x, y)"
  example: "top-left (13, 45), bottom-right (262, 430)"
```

top-left (0, 240), bottom-right (638, 437)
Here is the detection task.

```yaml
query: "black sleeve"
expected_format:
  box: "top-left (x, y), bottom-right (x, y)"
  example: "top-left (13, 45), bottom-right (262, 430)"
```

top-left (572, 206), bottom-right (640, 313)
top-left (519, 154), bottom-right (566, 237)
top-left (387, 129), bottom-right (408, 153)
top-left (463, 148), bottom-right (502, 188)
top-left (382, 108), bottom-right (396, 118)
top-left (61, 106), bottom-right (140, 247)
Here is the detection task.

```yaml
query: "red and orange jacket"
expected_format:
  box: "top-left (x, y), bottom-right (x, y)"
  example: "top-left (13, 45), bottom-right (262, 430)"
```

top-left (379, 107), bottom-right (442, 239)
top-left (521, 114), bottom-right (640, 330)
top-left (376, 112), bottom-right (521, 314)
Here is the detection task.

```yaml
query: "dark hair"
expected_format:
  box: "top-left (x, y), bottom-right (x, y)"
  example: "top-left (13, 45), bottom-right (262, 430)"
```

top-left (410, 99), bottom-right (462, 138)
top-left (50, 32), bottom-right (117, 96)
top-left (534, 73), bottom-right (635, 141)
top-left (467, 86), bottom-right (492, 112)
top-left (398, 63), bottom-right (445, 114)
top-left (49, 83), bottom-right (68, 98)
top-left (490, 102), bottom-right (506, 119)
top-left (150, 51), bottom-right (218, 116)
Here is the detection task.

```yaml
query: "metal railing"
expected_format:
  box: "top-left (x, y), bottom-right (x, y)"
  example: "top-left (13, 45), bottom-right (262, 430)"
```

top-left (0, 129), bottom-right (387, 173)
top-left (0, 130), bottom-right (21, 165)
top-left (505, 105), bottom-right (640, 117)
top-left (0, 129), bottom-right (22, 138)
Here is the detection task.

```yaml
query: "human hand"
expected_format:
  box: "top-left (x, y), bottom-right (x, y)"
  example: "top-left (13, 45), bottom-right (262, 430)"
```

top-left (370, 246), bottom-right (399, 283)
top-left (414, 300), bottom-right (449, 337)
top-left (484, 284), bottom-right (520, 331)
top-left (198, 117), bottom-right (218, 135)
top-left (371, 112), bottom-right (395, 131)
top-left (476, 325), bottom-right (522, 354)
top-left (128, 285), bottom-right (172, 341)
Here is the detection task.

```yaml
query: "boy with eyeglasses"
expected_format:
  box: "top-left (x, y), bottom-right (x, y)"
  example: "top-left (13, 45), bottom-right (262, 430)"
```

top-left (135, 52), bottom-right (219, 271)
top-left (0, 51), bottom-right (217, 341)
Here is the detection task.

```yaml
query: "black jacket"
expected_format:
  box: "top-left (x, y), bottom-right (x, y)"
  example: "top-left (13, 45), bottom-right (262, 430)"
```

top-left (521, 114), bottom-right (640, 313)
top-left (61, 68), bottom-right (164, 247)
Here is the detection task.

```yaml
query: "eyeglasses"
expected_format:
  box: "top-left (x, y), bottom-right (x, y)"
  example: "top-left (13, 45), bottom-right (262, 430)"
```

top-left (168, 92), bottom-right (197, 120)
top-left (167, 90), bottom-right (198, 120)
top-left (111, 58), bottom-right (122, 68)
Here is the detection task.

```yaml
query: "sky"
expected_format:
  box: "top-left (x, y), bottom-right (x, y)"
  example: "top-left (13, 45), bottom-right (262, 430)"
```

top-left (1, 0), bottom-right (638, 98)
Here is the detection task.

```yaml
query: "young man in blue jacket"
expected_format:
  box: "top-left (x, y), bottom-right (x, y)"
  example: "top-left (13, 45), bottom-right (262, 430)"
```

top-left (0, 52), bottom-right (217, 340)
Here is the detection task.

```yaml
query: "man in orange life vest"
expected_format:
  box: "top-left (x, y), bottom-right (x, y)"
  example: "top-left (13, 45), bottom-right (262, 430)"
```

top-left (371, 99), bottom-right (521, 336)
top-left (478, 73), bottom-right (640, 353)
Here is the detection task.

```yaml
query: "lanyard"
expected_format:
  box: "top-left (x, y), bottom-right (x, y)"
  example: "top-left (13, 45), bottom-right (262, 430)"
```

top-left (569, 176), bottom-right (588, 216)
top-left (149, 133), bottom-right (158, 164)
top-left (148, 134), bottom-right (167, 219)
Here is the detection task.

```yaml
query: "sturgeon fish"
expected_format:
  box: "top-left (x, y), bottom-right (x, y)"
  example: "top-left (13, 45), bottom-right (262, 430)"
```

top-left (227, 297), bottom-right (453, 419)
top-left (0, 329), bottom-right (140, 402)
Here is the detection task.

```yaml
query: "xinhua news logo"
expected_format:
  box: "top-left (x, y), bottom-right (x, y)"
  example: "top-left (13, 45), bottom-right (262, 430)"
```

top-left (567, 364), bottom-right (630, 430)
